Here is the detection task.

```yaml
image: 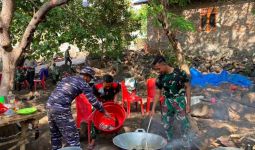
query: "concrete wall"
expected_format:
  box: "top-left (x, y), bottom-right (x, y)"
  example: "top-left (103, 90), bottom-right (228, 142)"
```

top-left (147, 16), bottom-right (169, 52)
top-left (147, 1), bottom-right (255, 72)
top-left (179, 2), bottom-right (255, 62)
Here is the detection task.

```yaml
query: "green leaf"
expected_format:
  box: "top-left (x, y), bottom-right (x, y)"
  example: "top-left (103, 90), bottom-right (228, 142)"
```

top-left (148, 0), bottom-right (195, 33)
top-left (169, 14), bottom-right (195, 32)
top-left (8, 0), bottom-right (140, 60)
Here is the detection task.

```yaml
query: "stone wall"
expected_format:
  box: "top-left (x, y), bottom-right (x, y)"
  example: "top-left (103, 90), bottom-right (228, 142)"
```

top-left (147, 1), bottom-right (255, 75)
top-left (147, 16), bottom-right (169, 52)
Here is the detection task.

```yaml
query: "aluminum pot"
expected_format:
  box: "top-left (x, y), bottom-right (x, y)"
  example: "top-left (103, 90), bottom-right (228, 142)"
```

top-left (58, 147), bottom-right (82, 150)
top-left (212, 147), bottom-right (242, 150)
top-left (113, 129), bottom-right (167, 150)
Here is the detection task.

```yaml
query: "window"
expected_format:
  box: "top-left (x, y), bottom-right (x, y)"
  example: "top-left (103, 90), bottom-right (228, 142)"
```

top-left (201, 15), bottom-right (207, 30)
top-left (200, 7), bottom-right (218, 32)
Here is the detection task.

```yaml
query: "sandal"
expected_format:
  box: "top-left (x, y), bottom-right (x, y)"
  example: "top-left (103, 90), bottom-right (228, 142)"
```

top-left (87, 143), bottom-right (95, 150)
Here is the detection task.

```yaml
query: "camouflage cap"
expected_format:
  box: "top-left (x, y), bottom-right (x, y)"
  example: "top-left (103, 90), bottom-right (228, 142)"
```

top-left (80, 66), bottom-right (95, 78)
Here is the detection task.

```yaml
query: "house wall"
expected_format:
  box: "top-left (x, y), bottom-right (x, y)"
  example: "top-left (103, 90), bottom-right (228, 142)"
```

top-left (147, 16), bottom-right (169, 51)
top-left (147, 1), bottom-right (255, 73)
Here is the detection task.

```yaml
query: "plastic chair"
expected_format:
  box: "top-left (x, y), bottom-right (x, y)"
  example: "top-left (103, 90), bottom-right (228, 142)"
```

top-left (75, 94), bottom-right (93, 144)
top-left (146, 78), bottom-right (165, 113)
top-left (121, 81), bottom-right (144, 117)
top-left (21, 80), bottom-right (29, 89)
top-left (34, 75), bottom-right (46, 91)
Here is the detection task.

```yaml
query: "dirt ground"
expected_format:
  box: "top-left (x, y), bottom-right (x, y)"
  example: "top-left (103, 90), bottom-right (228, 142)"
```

top-left (2, 78), bottom-right (254, 150)
top-left (25, 111), bottom-right (147, 150)
top-left (10, 82), bottom-right (150, 150)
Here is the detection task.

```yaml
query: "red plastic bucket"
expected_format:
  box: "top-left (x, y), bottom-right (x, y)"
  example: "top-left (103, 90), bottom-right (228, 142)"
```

top-left (93, 102), bottom-right (126, 133)
top-left (0, 103), bottom-right (8, 114)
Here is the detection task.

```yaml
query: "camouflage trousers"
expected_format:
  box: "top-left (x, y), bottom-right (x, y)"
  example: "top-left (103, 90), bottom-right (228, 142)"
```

top-left (48, 110), bottom-right (80, 150)
top-left (162, 96), bottom-right (190, 141)
top-left (90, 122), bottom-right (99, 139)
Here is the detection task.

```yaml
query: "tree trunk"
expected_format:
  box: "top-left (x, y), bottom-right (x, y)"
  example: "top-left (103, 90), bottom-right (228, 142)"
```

top-left (157, 13), bottom-right (191, 75)
top-left (0, 50), bottom-right (18, 96)
top-left (168, 33), bottom-right (190, 76)
top-left (0, 0), bottom-right (70, 96)
top-left (16, 54), bottom-right (26, 67)
top-left (151, 1), bottom-right (191, 75)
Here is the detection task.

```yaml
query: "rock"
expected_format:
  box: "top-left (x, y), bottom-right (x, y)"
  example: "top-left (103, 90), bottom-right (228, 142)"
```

top-left (217, 136), bottom-right (237, 147)
top-left (204, 63), bottom-right (211, 69)
top-left (251, 70), bottom-right (255, 77)
top-left (243, 113), bottom-right (255, 123)
top-left (191, 87), bottom-right (203, 95)
top-left (136, 75), bottom-right (144, 82)
top-left (211, 102), bottom-right (229, 120)
top-left (191, 103), bottom-right (211, 118)
top-left (247, 92), bottom-right (255, 103)
top-left (191, 96), bottom-right (204, 106)
top-left (199, 65), bottom-right (208, 73)
top-left (213, 65), bottom-right (223, 73)
top-left (238, 92), bottom-right (255, 107)
top-left (94, 68), bottom-right (104, 76)
top-left (228, 107), bottom-right (241, 121)
top-left (88, 59), bottom-right (105, 68)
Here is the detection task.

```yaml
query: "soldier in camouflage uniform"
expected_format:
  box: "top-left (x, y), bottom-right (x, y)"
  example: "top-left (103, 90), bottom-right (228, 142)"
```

top-left (64, 46), bottom-right (72, 67)
top-left (46, 66), bottom-right (110, 150)
top-left (151, 56), bottom-right (191, 141)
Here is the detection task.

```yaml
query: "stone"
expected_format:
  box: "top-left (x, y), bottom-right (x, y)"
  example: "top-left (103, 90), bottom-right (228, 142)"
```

top-left (240, 92), bottom-right (255, 106)
top-left (191, 103), bottom-right (211, 118)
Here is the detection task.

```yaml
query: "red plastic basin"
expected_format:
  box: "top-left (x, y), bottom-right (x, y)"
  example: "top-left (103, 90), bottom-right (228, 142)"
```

top-left (0, 103), bottom-right (8, 114)
top-left (93, 102), bottom-right (126, 133)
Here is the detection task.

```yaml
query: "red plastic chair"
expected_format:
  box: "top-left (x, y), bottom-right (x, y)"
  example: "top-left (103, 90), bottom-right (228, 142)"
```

top-left (121, 81), bottom-right (144, 117)
top-left (146, 78), bottom-right (165, 113)
top-left (34, 75), bottom-right (46, 91)
top-left (21, 80), bottom-right (29, 89)
top-left (75, 94), bottom-right (93, 144)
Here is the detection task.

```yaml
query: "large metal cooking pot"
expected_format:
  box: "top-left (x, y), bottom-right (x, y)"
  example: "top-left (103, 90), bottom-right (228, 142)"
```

top-left (58, 147), bottom-right (82, 150)
top-left (212, 148), bottom-right (242, 150)
top-left (113, 129), bottom-right (167, 150)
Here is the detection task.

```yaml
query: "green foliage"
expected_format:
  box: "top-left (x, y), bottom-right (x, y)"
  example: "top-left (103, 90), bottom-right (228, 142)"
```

top-left (10, 0), bottom-right (140, 60)
top-left (147, 2), bottom-right (163, 18)
top-left (168, 0), bottom-right (190, 7)
top-left (147, 72), bottom-right (157, 79)
top-left (161, 48), bottom-right (178, 67)
top-left (148, 0), bottom-right (195, 32)
top-left (147, 0), bottom-right (194, 65)
top-left (131, 5), bottom-right (148, 37)
top-left (166, 12), bottom-right (195, 32)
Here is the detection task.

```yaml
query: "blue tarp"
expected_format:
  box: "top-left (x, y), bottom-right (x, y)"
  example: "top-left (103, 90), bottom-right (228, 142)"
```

top-left (190, 68), bottom-right (252, 88)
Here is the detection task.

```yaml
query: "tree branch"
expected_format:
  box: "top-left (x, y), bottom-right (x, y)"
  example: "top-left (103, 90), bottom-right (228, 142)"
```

top-left (19, 0), bottom-right (70, 52)
top-left (1, 0), bottom-right (14, 28)
top-left (0, 0), bottom-right (14, 49)
top-left (149, 0), bottom-right (185, 64)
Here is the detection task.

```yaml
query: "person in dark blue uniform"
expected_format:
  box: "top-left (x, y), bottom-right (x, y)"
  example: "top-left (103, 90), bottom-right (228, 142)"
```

top-left (46, 66), bottom-right (109, 150)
